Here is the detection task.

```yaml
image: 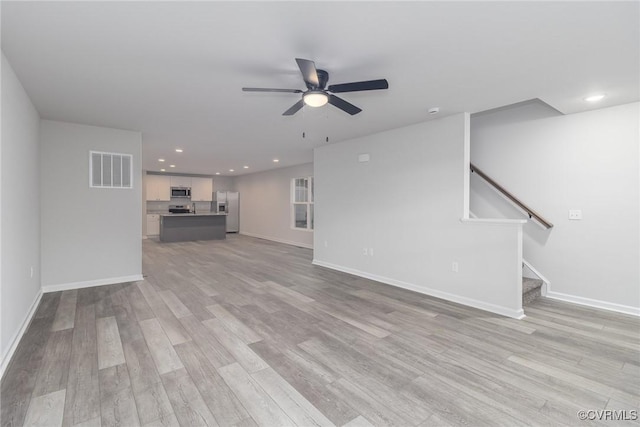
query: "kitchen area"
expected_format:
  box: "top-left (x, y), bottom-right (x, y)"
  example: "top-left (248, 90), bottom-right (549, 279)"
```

top-left (145, 172), bottom-right (238, 242)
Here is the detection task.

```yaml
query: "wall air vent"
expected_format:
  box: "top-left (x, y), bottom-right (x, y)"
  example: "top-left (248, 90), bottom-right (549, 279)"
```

top-left (90, 151), bottom-right (133, 189)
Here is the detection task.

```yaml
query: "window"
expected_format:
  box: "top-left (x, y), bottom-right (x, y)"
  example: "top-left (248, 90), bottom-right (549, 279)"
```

top-left (90, 151), bottom-right (133, 189)
top-left (291, 176), bottom-right (313, 230)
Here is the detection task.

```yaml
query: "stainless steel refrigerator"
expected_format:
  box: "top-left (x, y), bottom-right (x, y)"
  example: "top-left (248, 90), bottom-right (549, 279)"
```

top-left (213, 191), bottom-right (239, 233)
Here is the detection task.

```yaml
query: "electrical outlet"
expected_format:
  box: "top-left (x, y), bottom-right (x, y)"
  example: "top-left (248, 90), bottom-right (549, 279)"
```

top-left (452, 262), bottom-right (459, 273)
top-left (568, 209), bottom-right (582, 220)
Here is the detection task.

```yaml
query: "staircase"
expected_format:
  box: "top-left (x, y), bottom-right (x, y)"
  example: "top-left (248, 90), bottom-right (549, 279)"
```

top-left (523, 277), bottom-right (543, 305)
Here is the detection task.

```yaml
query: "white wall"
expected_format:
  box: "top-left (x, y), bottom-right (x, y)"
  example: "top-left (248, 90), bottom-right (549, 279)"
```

top-left (40, 120), bottom-right (143, 290)
top-left (314, 114), bottom-right (525, 318)
top-left (233, 163), bottom-right (313, 249)
top-left (1, 53), bottom-right (42, 371)
top-left (213, 175), bottom-right (234, 192)
top-left (471, 101), bottom-right (640, 315)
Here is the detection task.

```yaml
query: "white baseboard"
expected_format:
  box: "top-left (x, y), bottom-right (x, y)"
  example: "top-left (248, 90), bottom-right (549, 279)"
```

top-left (545, 290), bottom-right (640, 317)
top-left (42, 274), bottom-right (144, 293)
top-left (239, 231), bottom-right (313, 249)
top-left (312, 259), bottom-right (525, 319)
top-left (1, 289), bottom-right (43, 380)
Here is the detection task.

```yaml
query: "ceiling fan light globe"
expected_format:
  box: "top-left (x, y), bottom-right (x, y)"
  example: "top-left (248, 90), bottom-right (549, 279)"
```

top-left (303, 91), bottom-right (328, 107)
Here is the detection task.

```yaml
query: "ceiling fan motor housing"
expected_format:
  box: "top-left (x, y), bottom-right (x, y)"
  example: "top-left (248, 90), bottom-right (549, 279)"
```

top-left (314, 69), bottom-right (329, 89)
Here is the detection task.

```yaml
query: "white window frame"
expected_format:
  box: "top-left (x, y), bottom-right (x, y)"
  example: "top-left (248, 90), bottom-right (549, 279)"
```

top-left (291, 176), bottom-right (314, 231)
top-left (89, 151), bottom-right (133, 189)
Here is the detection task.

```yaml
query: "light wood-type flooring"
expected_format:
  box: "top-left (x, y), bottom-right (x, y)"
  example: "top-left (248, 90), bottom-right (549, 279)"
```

top-left (2, 235), bottom-right (639, 426)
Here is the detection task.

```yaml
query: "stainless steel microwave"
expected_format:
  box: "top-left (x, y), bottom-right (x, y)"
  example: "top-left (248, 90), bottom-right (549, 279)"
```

top-left (171, 187), bottom-right (191, 198)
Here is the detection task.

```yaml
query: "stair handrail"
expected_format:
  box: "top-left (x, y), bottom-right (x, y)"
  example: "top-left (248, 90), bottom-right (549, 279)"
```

top-left (470, 163), bottom-right (554, 229)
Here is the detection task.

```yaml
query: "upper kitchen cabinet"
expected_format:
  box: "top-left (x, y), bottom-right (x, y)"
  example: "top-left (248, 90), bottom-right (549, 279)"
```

top-left (191, 177), bottom-right (213, 201)
top-left (170, 176), bottom-right (192, 188)
top-left (146, 174), bottom-right (171, 201)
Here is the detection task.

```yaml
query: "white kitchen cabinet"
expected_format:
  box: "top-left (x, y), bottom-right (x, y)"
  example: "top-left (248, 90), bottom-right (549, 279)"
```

top-left (170, 176), bottom-right (192, 188)
top-left (147, 214), bottom-right (160, 236)
top-left (146, 175), bottom-right (171, 201)
top-left (191, 177), bottom-right (213, 201)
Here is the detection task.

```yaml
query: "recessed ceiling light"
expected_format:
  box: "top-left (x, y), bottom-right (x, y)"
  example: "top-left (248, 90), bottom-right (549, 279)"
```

top-left (584, 94), bottom-right (605, 102)
top-left (160, 169), bottom-right (165, 172)
top-left (170, 165), bottom-right (176, 168)
top-left (175, 148), bottom-right (183, 153)
top-left (273, 159), bottom-right (279, 163)
top-left (243, 165), bottom-right (249, 169)
top-left (215, 172), bottom-right (220, 175)
top-left (158, 158), bottom-right (165, 162)
top-left (229, 169), bottom-right (234, 172)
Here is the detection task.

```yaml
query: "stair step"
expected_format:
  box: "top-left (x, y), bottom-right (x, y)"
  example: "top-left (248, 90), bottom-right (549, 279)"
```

top-left (523, 277), bottom-right (543, 305)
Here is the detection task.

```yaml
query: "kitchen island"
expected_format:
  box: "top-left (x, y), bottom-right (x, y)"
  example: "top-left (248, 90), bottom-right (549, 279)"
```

top-left (159, 213), bottom-right (227, 242)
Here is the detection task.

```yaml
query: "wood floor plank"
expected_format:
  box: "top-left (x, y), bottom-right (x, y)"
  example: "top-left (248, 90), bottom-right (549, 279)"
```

top-left (263, 280), bottom-right (315, 304)
top-left (136, 281), bottom-right (191, 345)
top-left (251, 367), bottom-right (336, 427)
top-left (178, 315), bottom-right (235, 369)
top-left (313, 303), bottom-right (391, 338)
top-left (174, 340), bottom-right (252, 426)
top-left (137, 281), bottom-right (168, 311)
top-left (206, 304), bottom-right (263, 344)
top-left (1, 317), bottom-right (52, 426)
top-left (23, 389), bottom-right (66, 427)
top-left (157, 290), bottom-right (192, 319)
top-left (218, 363), bottom-right (296, 427)
top-left (156, 315), bottom-right (192, 346)
top-left (35, 292), bottom-right (62, 320)
top-left (122, 338), bottom-right (161, 394)
top-left (63, 304), bottom-right (100, 426)
top-left (96, 316), bottom-right (126, 370)
top-left (326, 378), bottom-right (409, 427)
top-left (132, 381), bottom-right (174, 426)
top-left (342, 415), bottom-right (375, 427)
top-left (190, 277), bottom-right (221, 297)
top-left (139, 319), bottom-right (184, 375)
top-left (52, 290), bottom-right (78, 331)
top-left (100, 386), bottom-right (140, 427)
top-left (71, 416), bottom-right (101, 427)
top-left (249, 340), bottom-right (358, 427)
top-left (32, 329), bottom-right (73, 397)
top-left (160, 368), bottom-right (219, 427)
top-left (99, 364), bottom-right (132, 396)
top-left (126, 286), bottom-right (156, 322)
top-left (141, 411), bottom-right (180, 427)
top-left (202, 318), bottom-right (268, 373)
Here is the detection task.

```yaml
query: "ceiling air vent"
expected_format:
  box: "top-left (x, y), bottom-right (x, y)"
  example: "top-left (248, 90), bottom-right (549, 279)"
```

top-left (90, 151), bottom-right (133, 189)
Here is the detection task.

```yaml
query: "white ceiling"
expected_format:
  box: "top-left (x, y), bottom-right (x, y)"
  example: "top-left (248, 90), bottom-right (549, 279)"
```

top-left (2, 1), bottom-right (638, 176)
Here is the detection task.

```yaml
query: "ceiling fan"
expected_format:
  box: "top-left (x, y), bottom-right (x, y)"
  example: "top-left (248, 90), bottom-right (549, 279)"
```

top-left (242, 58), bottom-right (389, 116)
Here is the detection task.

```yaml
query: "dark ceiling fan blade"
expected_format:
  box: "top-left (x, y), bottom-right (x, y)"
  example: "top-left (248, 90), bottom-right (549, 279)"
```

top-left (295, 58), bottom-right (319, 88)
top-left (282, 99), bottom-right (305, 116)
top-left (242, 87), bottom-right (303, 93)
top-left (328, 94), bottom-right (362, 115)
top-left (327, 79), bottom-right (389, 93)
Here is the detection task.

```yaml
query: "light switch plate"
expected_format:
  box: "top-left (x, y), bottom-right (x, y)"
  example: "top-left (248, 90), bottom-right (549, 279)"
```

top-left (568, 209), bottom-right (582, 220)
top-left (358, 153), bottom-right (370, 163)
